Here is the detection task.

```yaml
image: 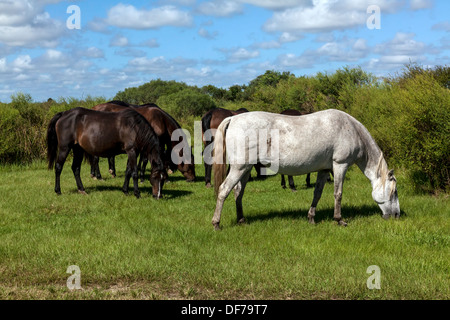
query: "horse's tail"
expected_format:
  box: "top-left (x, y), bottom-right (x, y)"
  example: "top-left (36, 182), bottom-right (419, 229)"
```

top-left (47, 112), bottom-right (64, 170)
top-left (201, 108), bottom-right (215, 135)
top-left (213, 117), bottom-right (232, 196)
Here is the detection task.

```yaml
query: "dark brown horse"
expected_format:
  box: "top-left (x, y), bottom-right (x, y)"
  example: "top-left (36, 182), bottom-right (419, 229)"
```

top-left (92, 101), bottom-right (195, 182)
top-left (47, 107), bottom-right (167, 198)
top-left (201, 107), bottom-right (250, 187)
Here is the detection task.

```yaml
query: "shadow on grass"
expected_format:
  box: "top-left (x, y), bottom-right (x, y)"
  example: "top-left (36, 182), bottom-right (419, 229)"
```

top-left (245, 204), bottom-right (382, 225)
top-left (82, 185), bottom-right (192, 199)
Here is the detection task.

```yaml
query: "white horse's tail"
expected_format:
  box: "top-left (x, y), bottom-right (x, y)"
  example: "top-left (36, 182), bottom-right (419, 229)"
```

top-left (213, 117), bottom-right (232, 196)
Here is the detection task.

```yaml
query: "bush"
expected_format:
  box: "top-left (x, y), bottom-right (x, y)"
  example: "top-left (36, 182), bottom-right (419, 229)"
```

top-left (347, 73), bottom-right (449, 191)
top-left (157, 88), bottom-right (216, 118)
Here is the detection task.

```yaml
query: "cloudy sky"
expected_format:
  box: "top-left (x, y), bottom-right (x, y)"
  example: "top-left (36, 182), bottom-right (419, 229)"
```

top-left (0, 0), bottom-right (449, 102)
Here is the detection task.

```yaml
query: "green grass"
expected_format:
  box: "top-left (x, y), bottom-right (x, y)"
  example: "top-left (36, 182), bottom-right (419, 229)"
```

top-left (0, 156), bottom-right (448, 300)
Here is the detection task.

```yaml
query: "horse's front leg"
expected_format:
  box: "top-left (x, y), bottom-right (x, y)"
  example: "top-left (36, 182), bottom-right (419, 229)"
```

top-left (122, 159), bottom-right (132, 195)
top-left (138, 156), bottom-right (148, 183)
top-left (127, 150), bottom-right (140, 199)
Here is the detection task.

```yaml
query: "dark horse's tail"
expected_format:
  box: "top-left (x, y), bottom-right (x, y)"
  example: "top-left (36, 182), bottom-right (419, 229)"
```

top-left (47, 112), bottom-right (64, 170)
top-left (201, 108), bottom-right (216, 135)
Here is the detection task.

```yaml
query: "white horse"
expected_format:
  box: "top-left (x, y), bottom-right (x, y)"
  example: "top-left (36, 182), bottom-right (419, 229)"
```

top-left (212, 109), bottom-right (400, 230)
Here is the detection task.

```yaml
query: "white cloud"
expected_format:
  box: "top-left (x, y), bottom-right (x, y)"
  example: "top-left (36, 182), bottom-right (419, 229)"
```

top-left (432, 21), bottom-right (450, 32)
top-left (110, 35), bottom-right (129, 47)
top-left (198, 28), bottom-right (218, 39)
top-left (374, 32), bottom-right (426, 56)
top-left (317, 38), bottom-right (368, 62)
top-left (106, 4), bottom-right (193, 29)
top-left (410, 0), bottom-right (433, 10)
top-left (264, 0), bottom-right (403, 33)
top-left (238, 0), bottom-right (308, 10)
top-left (11, 55), bottom-right (33, 72)
top-left (221, 47), bottom-right (260, 63)
top-left (0, 1), bottom-right (66, 48)
top-left (197, 1), bottom-right (243, 17)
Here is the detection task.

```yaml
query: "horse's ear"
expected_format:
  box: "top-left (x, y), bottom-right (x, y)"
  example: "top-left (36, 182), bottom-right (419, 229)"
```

top-left (388, 169), bottom-right (395, 180)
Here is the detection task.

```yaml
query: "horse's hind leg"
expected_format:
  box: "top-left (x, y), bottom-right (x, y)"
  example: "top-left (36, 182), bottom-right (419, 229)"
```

top-left (281, 174), bottom-right (286, 189)
top-left (307, 170), bottom-right (330, 224)
top-left (332, 164), bottom-right (349, 226)
top-left (108, 156), bottom-right (116, 178)
top-left (212, 165), bottom-right (251, 230)
top-left (204, 162), bottom-right (212, 188)
top-left (288, 175), bottom-right (297, 192)
top-left (234, 170), bottom-right (251, 225)
top-left (54, 145), bottom-right (70, 195)
top-left (306, 173), bottom-right (312, 188)
top-left (72, 145), bottom-right (87, 195)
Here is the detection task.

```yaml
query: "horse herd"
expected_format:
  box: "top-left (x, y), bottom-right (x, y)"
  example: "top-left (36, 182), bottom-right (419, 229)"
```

top-left (47, 101), bottom-right (401, 229)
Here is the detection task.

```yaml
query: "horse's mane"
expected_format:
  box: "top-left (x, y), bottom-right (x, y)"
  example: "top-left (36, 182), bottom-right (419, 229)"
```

top-left (119, 108), bottom-right (163, 169)
top-left (376, 152), bottom-right (397, 199)
top-left (107, 100), bottom-right (130, 107)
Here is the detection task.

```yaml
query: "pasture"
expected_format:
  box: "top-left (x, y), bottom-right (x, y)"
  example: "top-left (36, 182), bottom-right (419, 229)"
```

top-left (0, 155), bottom-right (448, 300)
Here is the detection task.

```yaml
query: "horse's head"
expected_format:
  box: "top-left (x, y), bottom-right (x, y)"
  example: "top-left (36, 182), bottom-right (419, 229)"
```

top-left (179, 151), bottom-right (196, 182)
top-left (150, 167), bottom-right (168, 199)
top-left (372, 156), bottom-right (400, 219)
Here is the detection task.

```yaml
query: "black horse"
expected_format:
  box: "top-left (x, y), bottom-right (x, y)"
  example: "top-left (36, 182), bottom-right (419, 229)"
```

top-left (47, 107), bottom-right (167, 198)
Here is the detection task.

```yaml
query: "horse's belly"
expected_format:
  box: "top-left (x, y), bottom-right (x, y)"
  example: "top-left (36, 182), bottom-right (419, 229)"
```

top-left (277, 153), bottom-right (333, 175)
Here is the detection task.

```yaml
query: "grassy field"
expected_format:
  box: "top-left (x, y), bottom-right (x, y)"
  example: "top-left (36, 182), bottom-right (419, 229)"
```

top-left (0, 155), bottom-right (448, 300)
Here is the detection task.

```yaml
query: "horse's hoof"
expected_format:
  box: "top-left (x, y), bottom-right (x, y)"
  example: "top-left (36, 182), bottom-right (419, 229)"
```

top-left (282, 186), bottom-right (286, 189)
top-left (308, 217), bottom-right (315, 224)
top-left (337, 220), bottom-right (348, 227)
top-left (78, 190), bottom-right (88, 195)
top-left (206, 183), bottom-right (212, 188)
top-left (237, 218), bottom-right (246, 225)
top-left (135, 194), bottom-right (141, 199)
top-left (213, 223), bottom-right (221, 231)
top-left (291, 189), bottom-right (297, 193)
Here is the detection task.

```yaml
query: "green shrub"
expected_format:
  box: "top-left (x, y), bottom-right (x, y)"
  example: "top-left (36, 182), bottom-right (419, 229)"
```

top-left (157, 88), bottom-right (216, 118)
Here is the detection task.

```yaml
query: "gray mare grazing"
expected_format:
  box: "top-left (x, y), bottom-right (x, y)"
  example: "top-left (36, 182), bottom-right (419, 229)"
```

top-left (212, 109), bottom-right (400, 230)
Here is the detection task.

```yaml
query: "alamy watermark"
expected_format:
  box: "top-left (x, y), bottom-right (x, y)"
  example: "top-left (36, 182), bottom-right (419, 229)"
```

top-left (366, 265), bottom-right (381, 289)
top-left (171, 122), bottom-right (280, 175)
top-left (66, 265), bottom-right (82, 290)
top-left (66, 5), bottom-right (81, 30)
top-left (367, 5), bottom-right (381, 30)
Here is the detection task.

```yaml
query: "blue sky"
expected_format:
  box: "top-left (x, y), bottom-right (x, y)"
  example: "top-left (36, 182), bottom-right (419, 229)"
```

top-left (0, 0), bottom-right (449, 102)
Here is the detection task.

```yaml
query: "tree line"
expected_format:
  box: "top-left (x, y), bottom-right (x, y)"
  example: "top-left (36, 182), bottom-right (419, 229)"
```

top-left (0, 64), bottom-right (448, 192)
